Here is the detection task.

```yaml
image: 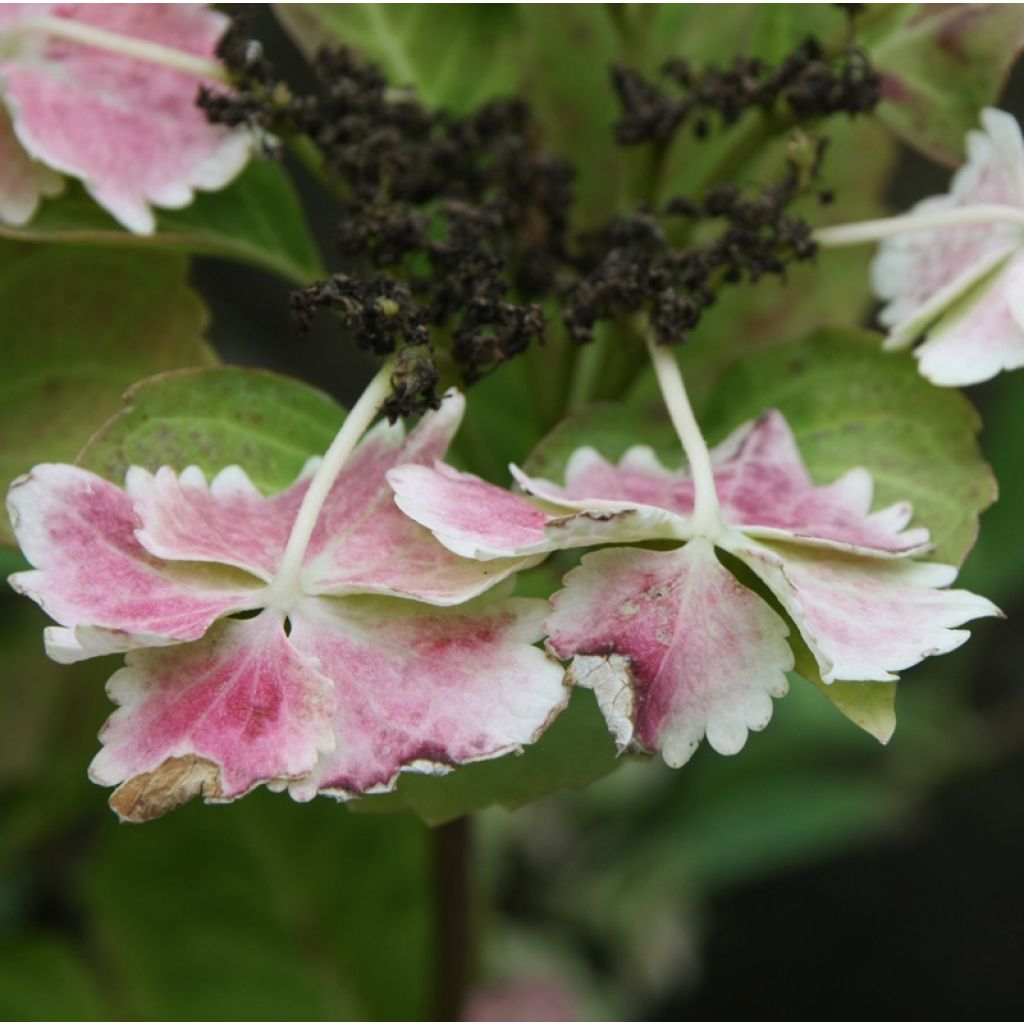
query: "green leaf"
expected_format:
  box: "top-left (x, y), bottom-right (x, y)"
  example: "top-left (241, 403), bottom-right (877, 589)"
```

top-left (515, 6), bottom-right (626, 224)
top-left (791, 635), bottom-right (897, 744)
top-left (352, 690), bottom-right (621, 826)
top-left (699, 326), bottom-right (997, 566)
top-left (274, 4), bottom-right (522, 113)
top-left (0, 161), bottom-right (324, 286)
top-left (77, 367), bottom-right (344, 495)
top-left (79, 797), bottom-right (430, 1018)
top-left (523, 396), bottom-right (682, 480)
top-left (0, 936), bottom-right (109, 1019)
top-left (869, 4), bottom-right (1024, 165)
top-left (0, 244), bottom-right (215, 546)
top-left (959, 373), bottom-right (1024, 602)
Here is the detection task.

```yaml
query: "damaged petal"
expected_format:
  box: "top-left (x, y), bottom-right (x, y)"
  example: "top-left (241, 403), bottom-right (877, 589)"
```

top-left (108, 753), bottom-right (223, 823)
top-left (89, 609), bottom-right (336, 817)
top-left (547, 539), bottom-right (793, 767)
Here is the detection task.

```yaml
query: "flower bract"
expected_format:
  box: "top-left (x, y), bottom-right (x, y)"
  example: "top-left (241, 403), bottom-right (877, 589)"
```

top-left (391, 410), bottom-right (999, 766)
top-left (7, 393), bottom-right (567, 820)
top-left (0, 4), bottom-right (249, 233)
top-left (872, 107), bottom-right (1024, 385)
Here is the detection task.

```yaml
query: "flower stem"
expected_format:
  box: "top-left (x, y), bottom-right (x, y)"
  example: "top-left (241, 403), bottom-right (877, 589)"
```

top-left (433, 816), bottom-right (473, 1021)
top-left (267, 359), bottom-right (395, 611)
top-left (645, 332), bottom-right (722, 536)
top-left (814, 203), bottom-right (1024, 247)
top-left (7, 15), bottom-right (230, 82)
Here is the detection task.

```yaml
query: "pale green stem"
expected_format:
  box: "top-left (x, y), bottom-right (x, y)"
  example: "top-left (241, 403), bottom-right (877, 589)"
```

top-left (266, 360), bottom-right (396, 612)
top-left (6, 16), bottom-right (230, 82)
top-left (645, 334), bottom-right (722, 537)
top-left (814, 203), bottom-right (1024, 247)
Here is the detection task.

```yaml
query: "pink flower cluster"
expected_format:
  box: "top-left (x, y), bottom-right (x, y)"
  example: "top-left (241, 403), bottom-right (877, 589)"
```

top-left (7, 392), bottom-right (997, 820)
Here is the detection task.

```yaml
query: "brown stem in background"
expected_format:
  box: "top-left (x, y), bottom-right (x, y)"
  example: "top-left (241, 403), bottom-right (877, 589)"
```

top-left (433, 816), bottom-right (473, 1021)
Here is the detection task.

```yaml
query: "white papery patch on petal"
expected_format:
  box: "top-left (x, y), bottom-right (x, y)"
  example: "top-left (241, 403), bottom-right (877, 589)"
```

top-left (547, 539), bottom-right (792, 767)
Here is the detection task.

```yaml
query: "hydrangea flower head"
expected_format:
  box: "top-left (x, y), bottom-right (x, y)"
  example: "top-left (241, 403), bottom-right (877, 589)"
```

top-left (0, 4), bottom-right (249, 233)
top-left (871, 107), bottom-right (1024, 385)
top-left (391, 404), bottom-right (998, 766)
top-left (7, 393), bottom-right (567, 820)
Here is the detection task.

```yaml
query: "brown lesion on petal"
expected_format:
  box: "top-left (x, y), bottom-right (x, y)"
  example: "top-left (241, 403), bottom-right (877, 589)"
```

top-left (109, 755), bottom-right (224, 823)
top-left (548, 509), bottom-right (637, 530)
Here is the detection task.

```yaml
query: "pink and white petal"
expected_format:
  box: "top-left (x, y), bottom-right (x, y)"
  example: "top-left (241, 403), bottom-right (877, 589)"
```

top-left (873, 109), bottom-right (1024, 346)
top-left (507, 413), bottom-right (926, 558)
top-left (1, 4), bottom-right (249, 234)
top-left (547, 539), bottom-right (792, 767)
top-left (957, 109), bottom-right (1024, 208)
top-left (7, 464), bottom-right (264, 660)
top-left (514, 445), bottom-right (697, 515)
top-left (89, 609), bottom-right (336, 821)
top-left (390, 462), bottom-right (687, 561)
top-left (731, 539), bottom-right (1000, 684)
top-left (300, 392), bottom-right (470, 579)
top-left (0, 102), bottom-right (63, 226)
top-left (389, 462), bottom-right (555, 559)
top-left (303, 496), bottom-right (533, 604)
top-left (913, 257), bottom-right (1024, 386)
top-left (285, 594), bottom-right (568, 799)
top-left (126, 464), bottom-right (299, 581)
top-left (711, 412), bottom-right (930, 556)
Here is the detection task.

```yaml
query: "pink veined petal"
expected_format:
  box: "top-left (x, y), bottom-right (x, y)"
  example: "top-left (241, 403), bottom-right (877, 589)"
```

top-left (0, 101), bottom-right (63, 225)
top-left (873, 108), bottom-right (1024, 348)
top-left (709, 411), bottom-right (931, 556)
top-left (7, 464), bottom-right (264, 662)
top-left (389, 461), bottom-right (686, 560)
top-left (88, 609), bottom-right (336, 821)
top-left (503, 412), bottom-right (926, 558)
top-left (731, 538), bottom-right (1001, 683)
top-left (303, 392), bottom-right (531, 603)
top-left (306, 500), bottom-right (534, 605)
top-left (546, 539), bottom-right (793, 767)
top-left (123, 392), bottom-right (520, 606)
top-left (126, 464), bottom-right (301, 581)
top-left (285, 594), bottom-right (568, 800)
top-left (515, 445), bottom-right (698, 514)
top-left (0, 3), bottom-right (249, 234)
top-left (913, 255), bottom-right (1024, 386)
top-left (389, 462), bottom-right (554, 559)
